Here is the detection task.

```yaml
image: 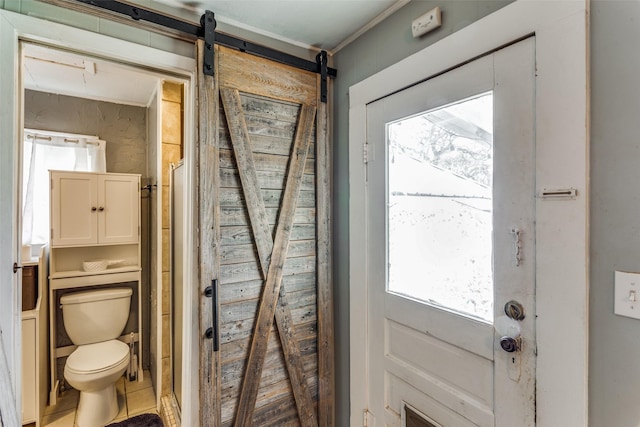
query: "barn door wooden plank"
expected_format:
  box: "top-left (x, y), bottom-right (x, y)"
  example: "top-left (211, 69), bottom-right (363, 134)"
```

top-left (218, 46), bottom-right (317, 106)
top-left (197, 40), bottom-right (222, 426)
top-left (273, 283), bottom-right (318, 426)
top-left (220, 88), bottom-right (317, 426)
top-left (219, 89), bottom-right (273, 275)
top-left (315, 81), bottom-right (335, 427)
top-left (221, 88), bottom-right (318, 426)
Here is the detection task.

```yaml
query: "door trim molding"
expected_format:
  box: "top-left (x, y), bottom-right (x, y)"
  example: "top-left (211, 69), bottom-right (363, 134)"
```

top-left (0, 9), bottom-right (198, 425)
top-left (348, 1), bottom-right (589, 426)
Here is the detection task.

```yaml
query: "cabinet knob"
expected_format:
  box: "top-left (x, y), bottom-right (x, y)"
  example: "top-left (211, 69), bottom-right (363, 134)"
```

top-left (98, 207), bottom-right (105, 212)
top-left (91, 207), bottom-right (97, 212)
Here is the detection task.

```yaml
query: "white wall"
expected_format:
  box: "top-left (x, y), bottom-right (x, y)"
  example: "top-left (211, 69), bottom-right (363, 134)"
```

top-left (590, 1), bottom-right (640, 424)
top-left (24, 91), bottom-right (148, 174)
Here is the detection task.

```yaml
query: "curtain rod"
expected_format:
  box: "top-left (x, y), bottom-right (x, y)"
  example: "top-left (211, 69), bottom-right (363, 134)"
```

top-left (24, 130), bottom-right (103, 146)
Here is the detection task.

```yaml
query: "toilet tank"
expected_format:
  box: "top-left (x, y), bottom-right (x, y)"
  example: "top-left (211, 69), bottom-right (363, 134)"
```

top-left (60, 288), bottom-right (132, 345)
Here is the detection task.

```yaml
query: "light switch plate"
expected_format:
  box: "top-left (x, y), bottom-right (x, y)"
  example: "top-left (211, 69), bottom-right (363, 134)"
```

top-left (614, 270), bottom-right (640, 319)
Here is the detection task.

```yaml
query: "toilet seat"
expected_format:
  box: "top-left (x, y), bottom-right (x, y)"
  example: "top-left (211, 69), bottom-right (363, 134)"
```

top-left (66, 340), bottom-right (129, 375)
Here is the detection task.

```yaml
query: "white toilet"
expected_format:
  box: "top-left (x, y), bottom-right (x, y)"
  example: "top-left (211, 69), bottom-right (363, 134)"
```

top-left (60, 288), bottom-right (132, 427)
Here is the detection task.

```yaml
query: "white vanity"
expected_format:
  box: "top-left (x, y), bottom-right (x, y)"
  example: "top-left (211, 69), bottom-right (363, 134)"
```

top-left (48, 170), bottom-right (142, 405)
top-left (21, 245), bottom-right (48, 426)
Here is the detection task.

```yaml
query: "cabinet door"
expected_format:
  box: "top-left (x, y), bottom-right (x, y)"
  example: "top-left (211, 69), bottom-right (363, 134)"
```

top-left (51, 172), bottom-right (98, 246)
top-left (98, 174), bottom-right (139, 244)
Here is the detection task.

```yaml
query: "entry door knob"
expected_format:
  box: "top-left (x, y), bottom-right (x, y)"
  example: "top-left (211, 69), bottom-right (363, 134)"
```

top-left (500, 336), bottom-right (520, 353)
top-left (495, 315), bottom-right (521, 353)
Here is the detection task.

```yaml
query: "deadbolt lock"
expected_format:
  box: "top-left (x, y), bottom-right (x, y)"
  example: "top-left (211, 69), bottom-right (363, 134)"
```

top-left (504, 300), bottom-right (525, 321)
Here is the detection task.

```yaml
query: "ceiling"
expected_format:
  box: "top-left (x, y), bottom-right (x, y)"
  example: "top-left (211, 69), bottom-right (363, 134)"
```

top-left (158, 0), bottom-right (408, 51)
top-left (23, 0), bottom-right (409, 105)
top-left (22, 43), bottom-right (164, 107)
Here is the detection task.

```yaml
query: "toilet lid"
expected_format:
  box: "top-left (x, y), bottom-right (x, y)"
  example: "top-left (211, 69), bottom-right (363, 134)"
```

top-left (66, 340), bottom-right (129, 374)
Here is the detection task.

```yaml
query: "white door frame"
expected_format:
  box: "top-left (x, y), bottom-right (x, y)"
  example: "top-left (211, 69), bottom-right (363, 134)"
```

top-left (349, 1), bottom-right (589, 426)
top-left (0, 9), bottom-right (199, 425)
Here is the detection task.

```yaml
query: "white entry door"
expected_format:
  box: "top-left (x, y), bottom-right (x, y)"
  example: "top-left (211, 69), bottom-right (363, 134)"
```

top-left (365, 38), bottom-right (535, 426)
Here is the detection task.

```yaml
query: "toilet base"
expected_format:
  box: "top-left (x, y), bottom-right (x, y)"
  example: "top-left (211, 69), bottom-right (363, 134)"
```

top-left (76, 383), bottom-right (118, 427)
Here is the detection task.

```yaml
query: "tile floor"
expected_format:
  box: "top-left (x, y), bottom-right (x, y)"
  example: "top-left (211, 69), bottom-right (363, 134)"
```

top-left (37, 370), bottom-right (157, 427)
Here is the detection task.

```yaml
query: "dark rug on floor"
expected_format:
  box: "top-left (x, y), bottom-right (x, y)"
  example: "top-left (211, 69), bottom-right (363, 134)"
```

top-left (106, 413), bottom-right (164, 427)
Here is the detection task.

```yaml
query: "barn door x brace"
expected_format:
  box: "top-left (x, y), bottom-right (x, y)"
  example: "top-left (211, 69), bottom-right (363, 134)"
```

top-left (72, 0), bottom-right (337, 102)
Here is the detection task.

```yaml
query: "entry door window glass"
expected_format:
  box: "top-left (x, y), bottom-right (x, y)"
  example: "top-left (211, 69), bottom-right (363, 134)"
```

top-left (387, 93), bottom-right (493, 322)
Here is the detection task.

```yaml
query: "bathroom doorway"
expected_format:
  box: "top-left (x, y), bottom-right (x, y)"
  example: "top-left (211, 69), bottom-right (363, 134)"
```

top-left (16, 40), bottom-right (194, 427)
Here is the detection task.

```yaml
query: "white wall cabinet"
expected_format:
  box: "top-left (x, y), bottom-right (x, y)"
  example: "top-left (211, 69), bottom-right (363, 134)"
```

top-left (48, 171), bottom-right (143, 405)
top-left (50, 171), bottom-right (140, 247)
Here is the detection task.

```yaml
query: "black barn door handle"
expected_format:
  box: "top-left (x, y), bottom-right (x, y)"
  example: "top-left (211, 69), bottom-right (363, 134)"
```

top-left (204, 279), bottom-right (219, 351)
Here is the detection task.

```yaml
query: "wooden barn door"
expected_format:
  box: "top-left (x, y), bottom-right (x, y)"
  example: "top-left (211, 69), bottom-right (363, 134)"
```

top-left (197, 42), bottom-right (333, 427)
